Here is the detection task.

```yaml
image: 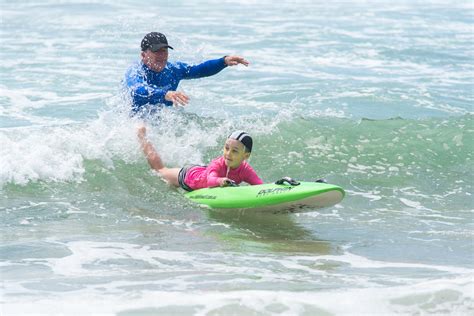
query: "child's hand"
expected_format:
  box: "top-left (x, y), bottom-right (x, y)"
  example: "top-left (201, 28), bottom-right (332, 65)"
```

top-left (137, 126), bottom-right (147, 140)
top-left (220, 178), bottom-right (237, 187)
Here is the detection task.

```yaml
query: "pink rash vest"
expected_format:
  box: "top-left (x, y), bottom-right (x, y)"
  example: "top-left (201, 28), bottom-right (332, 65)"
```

top-left (184, 156), bottom-right (263, 190)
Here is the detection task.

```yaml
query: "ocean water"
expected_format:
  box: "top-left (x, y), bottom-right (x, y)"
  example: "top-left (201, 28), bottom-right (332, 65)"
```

top-left (1, 0), bottom-right (473, 315)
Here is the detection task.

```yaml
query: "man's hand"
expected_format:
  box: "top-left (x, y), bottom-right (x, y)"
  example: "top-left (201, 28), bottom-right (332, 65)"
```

top-left (165, 91), bottom-right (189, 106)
top-left (224, 56), bottom-right (249, 67)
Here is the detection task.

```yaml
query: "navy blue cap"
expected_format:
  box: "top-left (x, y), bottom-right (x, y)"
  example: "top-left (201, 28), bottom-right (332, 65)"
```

top-left (141, 32), bottom-right (174, 52)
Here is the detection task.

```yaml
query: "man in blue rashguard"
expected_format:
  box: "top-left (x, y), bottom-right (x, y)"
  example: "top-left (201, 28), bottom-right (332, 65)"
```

top-left (124, 32), bottom-right (249, 115)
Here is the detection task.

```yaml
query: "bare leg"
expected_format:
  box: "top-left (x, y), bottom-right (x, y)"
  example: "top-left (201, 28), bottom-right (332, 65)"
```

top-left (137, 126), bottom-right (180, 188)
top-left (156, 167), bottom-right (181, 187)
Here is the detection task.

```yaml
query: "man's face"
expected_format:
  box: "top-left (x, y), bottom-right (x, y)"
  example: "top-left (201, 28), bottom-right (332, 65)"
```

top-left (141, 48), bottom-right (168, 72)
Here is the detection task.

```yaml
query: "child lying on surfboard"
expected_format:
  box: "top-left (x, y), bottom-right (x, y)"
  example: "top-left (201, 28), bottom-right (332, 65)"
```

top-left (138, 127), bottom-right (263, 191)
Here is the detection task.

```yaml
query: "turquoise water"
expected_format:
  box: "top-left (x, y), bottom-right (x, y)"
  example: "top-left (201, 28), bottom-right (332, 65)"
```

top-left (1, 0), bottom-right (473, 314)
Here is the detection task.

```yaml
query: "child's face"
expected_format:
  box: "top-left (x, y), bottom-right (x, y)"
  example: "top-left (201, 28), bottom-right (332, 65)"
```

top-left (223, 139), bottom-right (250, 169)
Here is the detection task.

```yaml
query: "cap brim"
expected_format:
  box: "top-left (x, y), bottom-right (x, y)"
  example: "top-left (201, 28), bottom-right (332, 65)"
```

top-left (149, 44), bottom-right (174, 51)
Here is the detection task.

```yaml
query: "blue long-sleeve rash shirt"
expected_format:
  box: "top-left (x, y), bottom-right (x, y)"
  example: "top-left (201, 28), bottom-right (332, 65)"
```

top-left (124, 57), bottom-right (227, 113)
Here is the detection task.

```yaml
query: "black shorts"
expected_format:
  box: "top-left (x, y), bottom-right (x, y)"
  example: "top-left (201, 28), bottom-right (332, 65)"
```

top-left (178, 164), bottom-right (197, 192)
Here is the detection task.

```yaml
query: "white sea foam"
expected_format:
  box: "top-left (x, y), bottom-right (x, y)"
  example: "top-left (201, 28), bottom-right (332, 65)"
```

top-left (0, 107), bottom-right (236, 187)
top-left (344, 189), bottom-right (383, 202)
top-left (23, 240), bottom-right (474, 281)
top-left (7, 282), bottom-right (474, 316)
top-left (4, 240), bottom-right (473, 315)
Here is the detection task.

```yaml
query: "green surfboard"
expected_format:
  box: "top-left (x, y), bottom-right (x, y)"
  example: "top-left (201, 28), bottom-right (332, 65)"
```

top-left (185, 181), bottom-right (345, 213)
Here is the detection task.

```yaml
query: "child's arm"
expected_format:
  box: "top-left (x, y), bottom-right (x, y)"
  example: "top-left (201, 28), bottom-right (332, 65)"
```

top-left (206, 159), bottom-right (232, 187)
top-left (244, 164), bottom-right (264, 185)
top-left (137, 127), bottom-right (165, 171)
top-left (206, 170), bottom-right (229, 187)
